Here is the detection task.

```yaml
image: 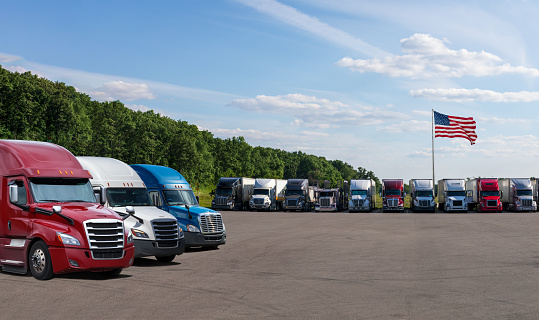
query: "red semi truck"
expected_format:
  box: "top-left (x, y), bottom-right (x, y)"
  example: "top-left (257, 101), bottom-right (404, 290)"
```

top-left (382, 179), bottom-right (404, 212)
top-left (0, 140), bottom-right (134, 280)
top-left (465, 178), bottom-right (502, 212)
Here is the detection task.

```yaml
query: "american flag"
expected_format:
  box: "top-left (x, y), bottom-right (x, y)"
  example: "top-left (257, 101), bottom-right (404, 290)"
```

top-left (434, 110), bottom-right (477, 145)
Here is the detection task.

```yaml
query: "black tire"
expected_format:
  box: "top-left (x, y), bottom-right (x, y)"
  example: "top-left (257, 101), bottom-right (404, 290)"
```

top-left (29, 241), bottom-right (54, 280)
top-left (103, 269), bottom-right (122, 277)
top-left (156, 255), bottom-right (176, 263)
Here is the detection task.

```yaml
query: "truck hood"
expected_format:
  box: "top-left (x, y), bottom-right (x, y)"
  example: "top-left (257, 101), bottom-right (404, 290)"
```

top-left (447, 196), bottom-right (466, 201)
top-left (110, 206), bottom-right (175, 221)
top-left (285, 195), bottom-right (303, 200)
top-left (251, 195), bottom-right (269, 199)
top-left (168, 205), bottom-right (220, 218)
top-left (482, 196), bottom-right (500, 200)
top-left (35, 202), bottom-right (121, 222)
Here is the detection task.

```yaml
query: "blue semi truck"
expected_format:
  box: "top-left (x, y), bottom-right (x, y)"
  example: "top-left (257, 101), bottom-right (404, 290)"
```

top-left (131, 164), bottom-right (226, 249)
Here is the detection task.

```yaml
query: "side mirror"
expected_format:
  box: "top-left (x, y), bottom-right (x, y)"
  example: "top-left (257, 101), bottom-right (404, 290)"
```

top-left (9, 185), bottom-right (18, 204)
top-left (185, 204), bottom-right (192, 219)
top-left (210, 190), bottom-right (215, 196)
top-left (52, 206), bottom-right (62, 214)
top-left (196, 196), bottom-right (200, 204)
top-left (93, 186), bottom-right (106, 205)
top-left (126, 206), bottom-right (135, 214)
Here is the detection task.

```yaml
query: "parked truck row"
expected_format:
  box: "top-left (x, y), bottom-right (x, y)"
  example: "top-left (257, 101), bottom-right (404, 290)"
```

top-left (0, 140), bottom-right (225, 281)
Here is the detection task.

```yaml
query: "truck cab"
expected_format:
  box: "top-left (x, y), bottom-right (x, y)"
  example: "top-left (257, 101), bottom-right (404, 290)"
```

top-left (77, 157), bottom-right (185, 262)
top-left (131, 164), bottom-right (226, 249)
top-left (382, 179), bottom-right (404, 212)
top-left (211, 177), bottom-right (240, 210)
top-left (283, 179), bottom-right (312, 212)
top-left (0, 140), bottom-right (134, 280)
top-left (467, 178), bottom-right (502, 212)
top-left (438, 179), bottom-right (468, 212)
top-left (409, 179), bottom-right (436, 213)
top-left (348, 179), bottom-right (375, 212)
top-left (500, 178), bottom-right (536, 212)
top-left (316, 189), bottom-right (340, 212)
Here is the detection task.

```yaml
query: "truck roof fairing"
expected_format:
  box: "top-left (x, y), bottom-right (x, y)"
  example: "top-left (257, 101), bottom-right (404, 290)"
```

top-left (131, 164), bottom-right (190, 190)
top-left (0, 140), bottom-right (91, 179)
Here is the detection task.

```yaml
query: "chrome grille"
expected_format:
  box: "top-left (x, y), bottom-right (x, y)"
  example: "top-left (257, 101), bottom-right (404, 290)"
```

top-left (487, 200), bottom-right (498, 207)
top-left (522, 199), bottom-right (533, 207)
top-left (419, 200), bottom-right (430, 207)
top-left (388, 199), bottom-right (398, 208)
top-left (200, 214), bottom-right (224, 234)
top-left (453, 200), bottom-right (463, 207)
top-left (253, 198), bottom-right (264, 205)
top-left (152, 219), bottom-right (179, 248)
top-left (353, 200), bottom-right (364, 207)
top-left (321, 198), bottom-right (331, 207)
top-left (84, 219), bottom-right (124, 260)
top-left (287, 199), bottom-right (297, 207)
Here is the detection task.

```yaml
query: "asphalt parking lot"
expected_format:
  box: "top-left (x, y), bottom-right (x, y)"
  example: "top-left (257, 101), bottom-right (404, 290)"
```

top-left (2, 210), bottom-right (539, 319)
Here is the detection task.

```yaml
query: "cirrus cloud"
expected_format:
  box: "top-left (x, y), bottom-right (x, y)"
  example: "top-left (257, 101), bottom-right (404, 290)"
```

top-left (228, 93), bottom-right (407, 129)
top-left (410, 88), bottom-right (539, 102)
top-left (89, 81), bottom-right (156, 101)
top-left (337, 33), bottom-right (539, 78)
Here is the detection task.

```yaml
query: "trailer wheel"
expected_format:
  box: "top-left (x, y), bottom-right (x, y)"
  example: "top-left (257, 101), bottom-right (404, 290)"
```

top-left (156, 255), bottom-right (176, 263)
top-left (29, 241), bottom-right (53, 280)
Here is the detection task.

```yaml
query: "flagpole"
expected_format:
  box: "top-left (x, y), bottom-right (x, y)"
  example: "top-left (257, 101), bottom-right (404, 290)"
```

top-left (432, 109), bottom-right (435, 188)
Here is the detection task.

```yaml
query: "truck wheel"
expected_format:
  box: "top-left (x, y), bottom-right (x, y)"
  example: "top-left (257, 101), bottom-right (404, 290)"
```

top-left (29, 241), bottom-right (54, 280)
top-left (156, 255), bottom-right (176, 263)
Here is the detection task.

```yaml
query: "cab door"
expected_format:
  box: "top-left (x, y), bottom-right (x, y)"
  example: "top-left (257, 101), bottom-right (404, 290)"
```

top-left (1, 178), bottom-right (31, 266)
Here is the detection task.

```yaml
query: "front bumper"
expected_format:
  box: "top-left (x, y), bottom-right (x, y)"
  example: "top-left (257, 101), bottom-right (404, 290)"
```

top-left (184, 231), bottom-right (226, 248)
top-left (134, 238), bottom-right (185, 258)
top-left (211, 204), bottom-right (234, 210)
top-left (49, 245), bottom-right (135, 274)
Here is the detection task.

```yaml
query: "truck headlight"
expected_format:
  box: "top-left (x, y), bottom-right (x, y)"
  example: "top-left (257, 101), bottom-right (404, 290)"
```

top-left (131, 229), bottom-right (149, 238)
top-left (186, 224), bottom-right (200, 233)
top-left (57, 232), bottom-right (81, 246)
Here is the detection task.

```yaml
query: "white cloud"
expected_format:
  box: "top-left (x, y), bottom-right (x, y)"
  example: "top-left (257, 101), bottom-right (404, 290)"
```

top-left (479, 117), bottom-right (532, 125)
top-left (89, 81), bottom-right (156, 101)
top-left (200, 127), bottom-right (289, 142)
top-left (0, 53), bottom-right (22, 63)
top-left (234, 0), bottom-right (388, 57)
top-left (337, 33), bottom-right (539, 78)
top-left (4, 65), bottom-right (28, 73)
top-left (228, 93), bottom-right (407, 128)
top-left (410, 88), bottom-right (539, 102)
top-left (377, 120), bottom-right (430, 133)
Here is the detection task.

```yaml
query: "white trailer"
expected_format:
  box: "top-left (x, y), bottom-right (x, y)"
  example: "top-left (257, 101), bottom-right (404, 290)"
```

top-left (500, 178), bottom-right (536, 212)
top-left (77, 157), bottom-right (185, 262)
top-left (348, 179), bottom-right (376, 212)
top-left (437, 179), bottom-right (468, 212)
top-left (250, 178), bottom-right (285, 211)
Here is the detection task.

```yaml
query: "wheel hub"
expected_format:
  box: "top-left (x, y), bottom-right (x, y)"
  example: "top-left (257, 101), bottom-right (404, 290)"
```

top-left (31, 249), bottom-right (46, 273)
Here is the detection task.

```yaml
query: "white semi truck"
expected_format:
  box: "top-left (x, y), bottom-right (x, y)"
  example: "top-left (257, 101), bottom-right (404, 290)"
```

top-left (409, 179), bottom-right (436, 212)
top-left (249, 178), bottom-right (287, 211)
top-left (437, 179), bottom-right (468, 212)
top-left (500, 178), bottom-right (536, 212)
top-left (77, 157), bottom-right (185, 262)
top-left (348, 179), bottom-right (376, 212)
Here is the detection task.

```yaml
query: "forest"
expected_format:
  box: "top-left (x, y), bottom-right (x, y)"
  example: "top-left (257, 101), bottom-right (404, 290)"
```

top-left (0, 66), bottom-right (380, 189)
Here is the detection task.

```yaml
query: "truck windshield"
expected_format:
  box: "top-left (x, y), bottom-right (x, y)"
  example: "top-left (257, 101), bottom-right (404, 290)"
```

top-left (351, 190), bottom-right (367, 196)
top-left (106, 188), bottom-right (153, 207)
top-left (30, 178), bottom-right (96, 203)
top-left (517, 190), bottom-right (533, 196)
top-left (320, 191), bottom-right (334, 197)
top-left (415, 191), bottom-right (433, 197)
top-left (385, 190), bottom-right (401, 196)
top-left (447, 191), bottom-right (466, 197)
top-left (163, 189), bottom-right (198, 206)
top-left (215, 188), bottom-right (232, 196)
top-left (253, 189), bottom-right (269, 196)
top-left (481, 191), bottom-right (500, 197)
top-left (286, 190), bottom-right (303, 196)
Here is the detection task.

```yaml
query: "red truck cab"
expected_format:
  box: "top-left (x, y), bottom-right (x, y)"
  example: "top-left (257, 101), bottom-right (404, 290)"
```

top-left (0, 140), bottom-right (134, 280)
top-left (477, 179), bottom-right (502, 212)
top-left (382, 179), bottom-right (404, 212)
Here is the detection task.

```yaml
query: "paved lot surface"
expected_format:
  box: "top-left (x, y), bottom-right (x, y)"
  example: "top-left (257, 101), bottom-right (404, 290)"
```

top-left (2, 211), bottom-right (539, 319)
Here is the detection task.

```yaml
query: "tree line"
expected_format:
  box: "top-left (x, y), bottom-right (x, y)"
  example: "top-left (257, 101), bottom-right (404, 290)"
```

top-left (0, 66), bottom-right (380, 189)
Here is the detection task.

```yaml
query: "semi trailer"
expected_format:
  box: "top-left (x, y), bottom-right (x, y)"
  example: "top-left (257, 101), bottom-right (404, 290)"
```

top-left (77, 157), bottom-right (185, 262)
top-left (466, 178), bottom-right (502, 212)
top-left (0, 140), bottom-right (134, 280)
top-left (131, 165), bottom-right (226, 249)
top-left (283, 179), bottom-right (314, 212)
top-left (211, 177), bottom-right (255, 210)
top-left (499, 178), bottom-right (536, 212)
top-left (249, 179), bottom-right (287, 211)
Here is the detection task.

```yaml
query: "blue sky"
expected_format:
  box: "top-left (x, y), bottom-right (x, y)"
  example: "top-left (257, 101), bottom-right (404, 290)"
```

top-left (2, 0), bottom-right (539, 182)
